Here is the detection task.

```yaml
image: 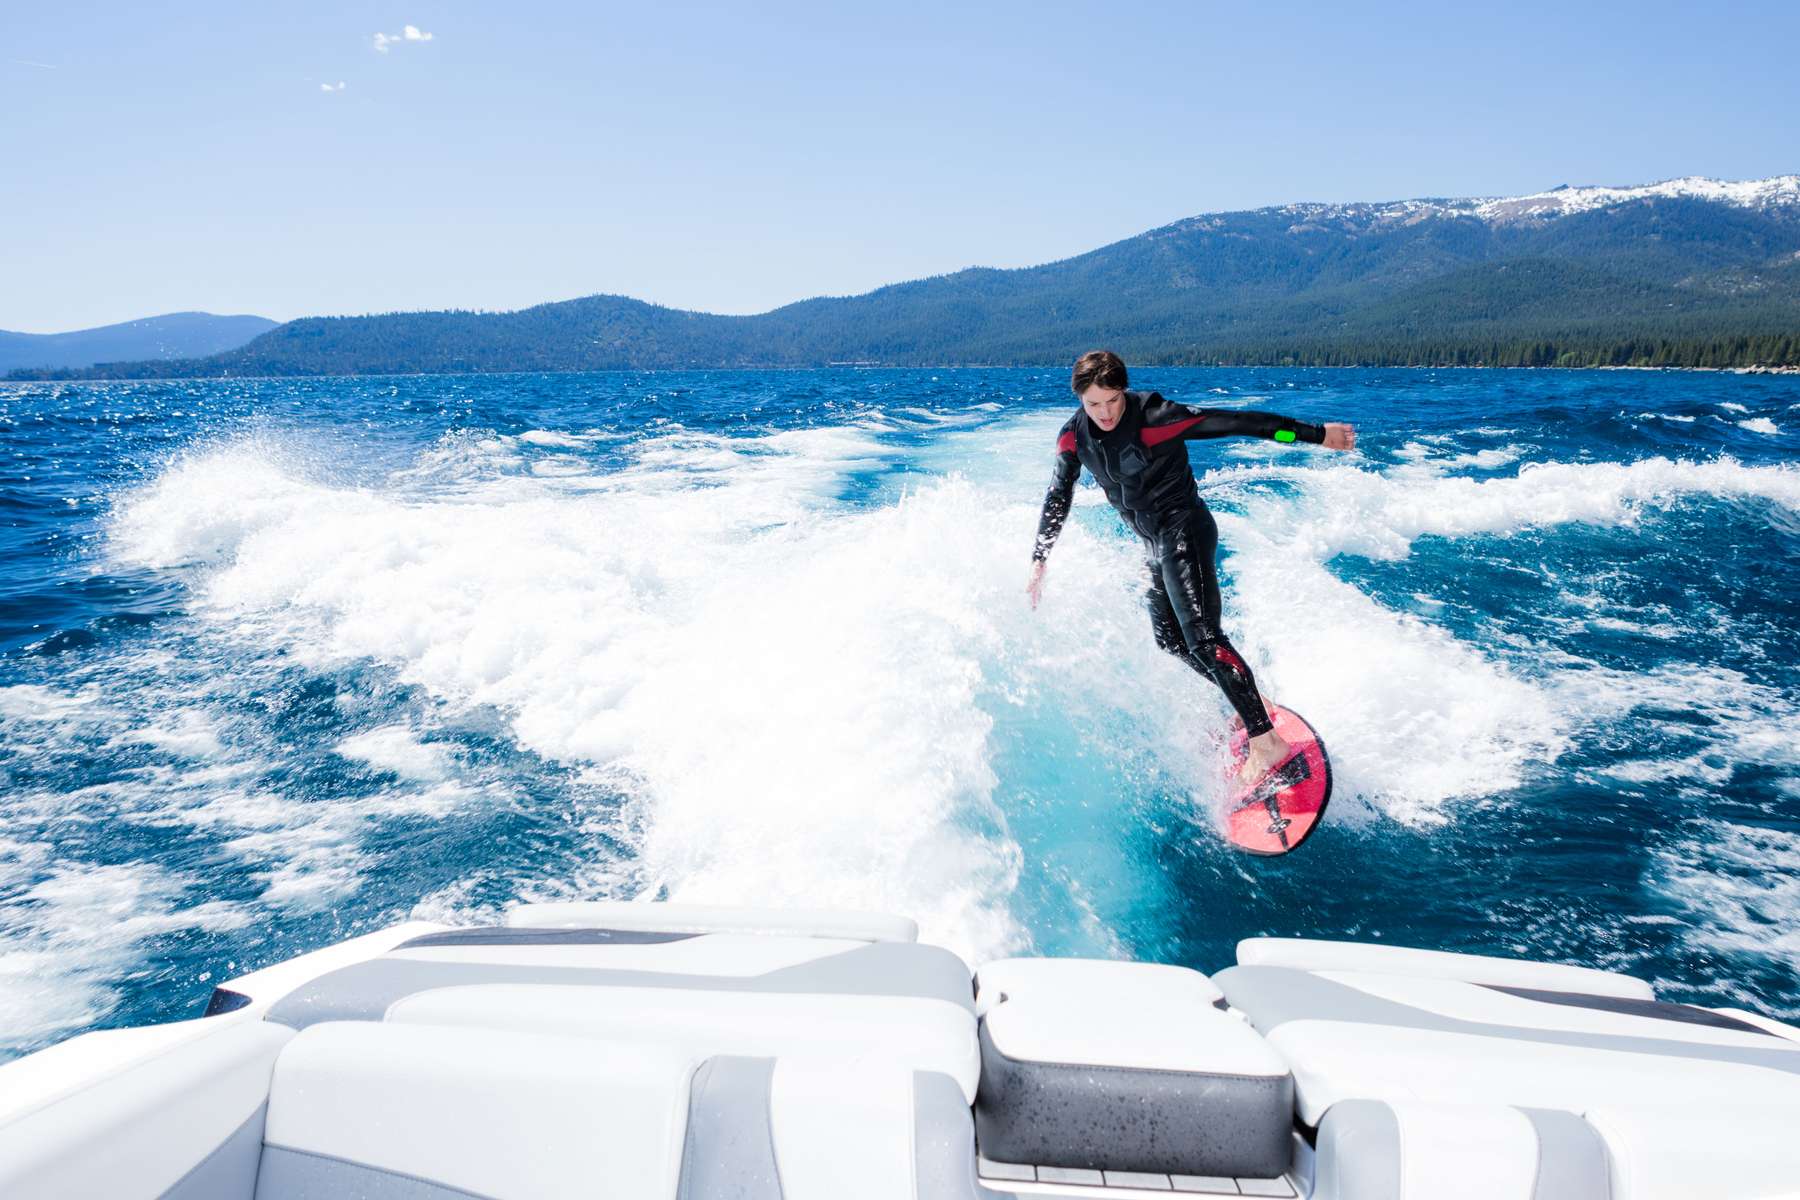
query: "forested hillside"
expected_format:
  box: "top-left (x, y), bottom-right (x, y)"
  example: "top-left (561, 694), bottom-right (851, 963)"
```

top-left (16, 179), bottom-right (1799, 378)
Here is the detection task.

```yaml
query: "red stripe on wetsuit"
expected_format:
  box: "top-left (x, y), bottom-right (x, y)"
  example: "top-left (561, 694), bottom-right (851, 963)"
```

top-left (1138, 415), bottom-right (1206, 447)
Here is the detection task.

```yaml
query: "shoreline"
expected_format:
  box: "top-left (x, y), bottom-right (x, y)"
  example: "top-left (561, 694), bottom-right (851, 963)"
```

top-left (7, 362), bottom-right (1800, 385)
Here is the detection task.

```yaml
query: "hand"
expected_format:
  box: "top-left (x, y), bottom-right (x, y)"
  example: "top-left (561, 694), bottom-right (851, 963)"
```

top-left (1026, 560), bottom-right (1048, 610)
top-left (1322, 422), bottom-right (1357, 452)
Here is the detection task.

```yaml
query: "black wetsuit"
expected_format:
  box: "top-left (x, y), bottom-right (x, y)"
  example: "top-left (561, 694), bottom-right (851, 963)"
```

top-left (1033, 391), bottom-right (1325, 738)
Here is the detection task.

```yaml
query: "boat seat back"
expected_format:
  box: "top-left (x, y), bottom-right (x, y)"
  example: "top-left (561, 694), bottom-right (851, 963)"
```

top-left (687, 1056), bottom-right (990, 1200)
top-left (256, 1020), bottom-right (987, 1200)
top-left (1312, 1097), bottom-right (1800, 1200)
top-left (1215, 964), bottom-right (1800, 1123)
top-left (386, 981), bottom-right (980, 1102)
top-left (1311, 1099), bottom-right (1610, 1200)
top-left (1585, 1105), bottom-right (1800, 1200)
top-left (256, 1020), bottom-right (694, 1199)
top-left (1236, 937), bottom-right (1653, 1000)
top-left (0, 1020), bottom-right (291, 1200)
top-left (506, 900), bottom-right (921, 943)
top-left (261, 929), bottom-right (974, 1029)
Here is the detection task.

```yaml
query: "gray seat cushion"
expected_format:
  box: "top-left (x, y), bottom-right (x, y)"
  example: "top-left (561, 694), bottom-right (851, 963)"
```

top-left (973, 1022), bottom-right (1293, 1178)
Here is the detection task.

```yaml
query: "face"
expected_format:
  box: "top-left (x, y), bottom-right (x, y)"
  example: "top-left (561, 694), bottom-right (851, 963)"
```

top-left (1079, 385), bottom-right (1126, 431)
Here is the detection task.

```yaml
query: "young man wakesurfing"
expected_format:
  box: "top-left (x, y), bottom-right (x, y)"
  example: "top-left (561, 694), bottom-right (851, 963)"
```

top-left (1027, 350), bottom-right (1356, 785)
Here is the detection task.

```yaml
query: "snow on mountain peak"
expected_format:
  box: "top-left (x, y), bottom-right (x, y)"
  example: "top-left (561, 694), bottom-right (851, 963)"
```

top-left (1472, 175), bottom-right (1800, 222)
top-left (1183, 176), bottom-right (1800, 240)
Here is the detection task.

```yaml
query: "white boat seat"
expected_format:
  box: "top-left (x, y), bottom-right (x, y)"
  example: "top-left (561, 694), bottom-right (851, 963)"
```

top-left (259, 1021), bottom-right (990, 1200)
top-left (259, 929), bottom-right (974, 1030)
top-left (258, 1021), bottom-right (694, 1199)
top-left (973, 958), bottom-right (1292, 1179)
top-left (1236, 938), bottom-right (1654, 1000)
top-left (386, 982), bottom-right (981, 1103)
top-left (507, 900), bottom-right (921, 943)
top-left (1314, 1097), bottom-right (1800, 1200)
top-left (712, 1058), bottom-right (992, 1200)
top-left (1214, 965), bottom-right (1800, 1124)
top-left (1585, 1104), bottom-right (1800, 1200)
top-left (1310, 1099), bottom-right (1610, 1200)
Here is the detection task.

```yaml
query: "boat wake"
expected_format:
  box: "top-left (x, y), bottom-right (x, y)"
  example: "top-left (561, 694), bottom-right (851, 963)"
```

top-left (2, 373), bottom-right (1797, 1056)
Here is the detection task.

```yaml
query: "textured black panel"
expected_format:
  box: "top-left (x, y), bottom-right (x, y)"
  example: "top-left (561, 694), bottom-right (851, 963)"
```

top-left (973, 1023), bottom-right (1293, 1178)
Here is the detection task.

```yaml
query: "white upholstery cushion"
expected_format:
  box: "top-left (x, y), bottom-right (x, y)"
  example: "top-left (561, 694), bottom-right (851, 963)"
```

top-left (388, 932), bottom-right (870, 973)
top-left (978, 958), bottom-right (1278, 1076)
top-left (0, 1019), bottom-right (289, 1200)
top-left (507, 901), bottom-right (919, 943)
top-left (1392, 1103), bottom-right (1537, 1198)
top-left (1272, 1022), bottom-right (1800, 1125)
top-left (1314, 970), bottom-right (1795, 1049)
top-left (977, 956), bottom-right (1226, 1013)
top-left (386, 983), bottom-right (981, 1102)
top-left (1217, 965), bottom-right (1800, 1125)
top-left (771, 1059), bottom-right (919, 1200)
top-left (264, 1021), bottom-right (692, 1200)
top-left (1312, 1100), bottom-right (1611, 1200)
top-left (1586, 1105), bottom-right (1800, 1200)
top-left (1237, 938), bottom-right (1653, 1000)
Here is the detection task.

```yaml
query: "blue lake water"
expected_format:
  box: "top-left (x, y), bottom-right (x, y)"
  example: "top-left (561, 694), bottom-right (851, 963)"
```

top-left (1, 367), bottom-right (1796, 1058)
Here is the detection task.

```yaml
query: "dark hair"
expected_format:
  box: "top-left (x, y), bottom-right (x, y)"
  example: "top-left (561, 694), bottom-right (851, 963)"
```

top-left (1071, 350), bottom-right (1127, 395)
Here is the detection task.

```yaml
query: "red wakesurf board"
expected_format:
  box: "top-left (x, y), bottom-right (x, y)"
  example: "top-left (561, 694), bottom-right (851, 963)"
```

top-left (1223, 703), bottom-right (1333, 856)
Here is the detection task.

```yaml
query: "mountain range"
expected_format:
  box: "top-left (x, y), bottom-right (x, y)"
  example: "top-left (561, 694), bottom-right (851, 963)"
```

top-left (0, 312), bottom-right (276, 373)
top-left (11, 176), bottom-right (1799, 378)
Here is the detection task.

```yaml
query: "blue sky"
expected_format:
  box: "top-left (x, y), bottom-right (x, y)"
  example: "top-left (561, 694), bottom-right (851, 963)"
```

top-left (4, 0), bottom-right (1797, 332)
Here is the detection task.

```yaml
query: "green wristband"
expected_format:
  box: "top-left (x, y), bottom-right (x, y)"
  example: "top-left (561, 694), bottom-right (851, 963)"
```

top-left (1273, 429), bottom-right (1297, 443)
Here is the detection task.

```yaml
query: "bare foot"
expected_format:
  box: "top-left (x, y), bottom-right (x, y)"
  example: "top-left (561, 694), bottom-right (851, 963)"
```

top-left (1238, 729), bottom-right (1292, 785)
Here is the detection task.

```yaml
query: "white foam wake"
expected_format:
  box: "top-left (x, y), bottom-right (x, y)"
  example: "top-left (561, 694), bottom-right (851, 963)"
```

top-left (0, 842), bottom-right (249, 1054)
top-left (111, 427), bottom-right (1028, 961)
top-left (1653, 819), bottom-right (1800, 1008)
top-left (1221, 452), bottom-right (1797, 818)
top-left (1212, 454), bottom-right (1800, 562)
top-left (107, 418), bottom-right (1800, 957)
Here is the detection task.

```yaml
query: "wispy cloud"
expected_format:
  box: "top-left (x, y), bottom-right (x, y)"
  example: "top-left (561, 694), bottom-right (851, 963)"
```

top-left (9, 59), bottom-right (58, 70)
top-left (372, 25), bottom-right (434, 54)
top-left (320, 81), bottom-right (347, 93)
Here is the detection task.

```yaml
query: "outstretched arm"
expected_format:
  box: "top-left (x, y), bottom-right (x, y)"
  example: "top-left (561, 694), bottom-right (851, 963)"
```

top-left (1151, 402), bottom-right (1355, 450)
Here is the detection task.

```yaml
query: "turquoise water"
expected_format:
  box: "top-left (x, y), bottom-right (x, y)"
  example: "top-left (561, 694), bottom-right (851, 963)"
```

top-left (1, 367), bottom-right (1796, 1058)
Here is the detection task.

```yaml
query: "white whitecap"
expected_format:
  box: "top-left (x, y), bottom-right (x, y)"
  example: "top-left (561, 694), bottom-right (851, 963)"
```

top-left (106, 424), bottom-right (1022, 961)
top-left (1652, 820), bottom-right (1800, 1003)
top-left (518, 429), bottom-right (590, 448)
top-left (0, 853), bottom-right (251, 1056)
top-left (336, 725), bottom-right (453, 781)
